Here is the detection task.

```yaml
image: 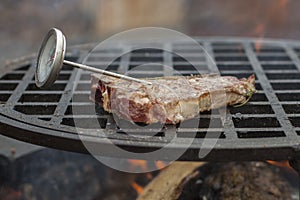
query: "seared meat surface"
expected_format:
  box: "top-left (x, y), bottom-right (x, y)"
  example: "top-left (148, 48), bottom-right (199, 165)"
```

top-left (90, 74), bottom-right (255, 124)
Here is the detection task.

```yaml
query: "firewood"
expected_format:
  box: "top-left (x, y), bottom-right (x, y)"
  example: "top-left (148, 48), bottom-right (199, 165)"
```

top-left (137, 162), bottom-right (205, 200)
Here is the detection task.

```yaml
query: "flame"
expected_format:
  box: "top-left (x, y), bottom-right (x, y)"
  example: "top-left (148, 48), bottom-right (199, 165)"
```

top-left (127, 159), bottom-right (148, 171)
top-left (131, 181), bottom-right (144, 195)
top-left (253, 23), bottom-right (265, 36)
top-left (253, 23), bottom-right (265, 52)
top-left (146, 172), bottom-right (153, 179)
top-left (266, 160), bottom-right (295, 171)
top-left (254, 38), bottom-right (264, 53)
top-left (127, 159), bottom-right (168, 171)
top-left (252, 0), bottom-right (289, 52)
top-left (277, 0), bottom-right (288, 8)
top-left (155, 161), bottom-right (167, 169)
top-left (270, 0), bottom-right (289, 24)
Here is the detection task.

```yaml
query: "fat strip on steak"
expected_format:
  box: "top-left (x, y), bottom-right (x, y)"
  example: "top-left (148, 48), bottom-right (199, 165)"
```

top-left (90, 74), bottom-right (256, 124)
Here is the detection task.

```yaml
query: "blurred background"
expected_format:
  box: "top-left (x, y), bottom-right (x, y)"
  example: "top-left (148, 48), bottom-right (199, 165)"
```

top-left (0, 0), bottom-right (297, 65)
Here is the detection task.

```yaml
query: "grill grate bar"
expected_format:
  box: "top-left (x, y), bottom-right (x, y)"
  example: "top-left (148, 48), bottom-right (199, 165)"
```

top-left (269, 80), bottom-right (300, 83)
top-left (275, 90), bottom-right (300, 93)
top-left (283, 45), bottom-right (300, 72)
top-left (5, 61), bottom-right (35, 107)
top-left (218, 60), bottom-right (295, 65)
top-left (117, 47), bottom-right (131, 74)
top-left (244, 42), bottom-right (297, 139)
top-left (22, 91), bottom-right (67, 94)
top-left (222, 70), bottom-right (300, 74)
top-left (255, 60), bottom-right (295, 65)
top-left (129, 61), bottom-right (207, 66)
top-left (254, 70), bottom-right (298, 73)
top-left (220, 70), bottom-right (255, 74)
top-left (234, 127), bottom-right (284, 132)
top-left (203, 42), bottom-right (219, 74)
top-left (5, 70), bottom-right (73, 75)
top-left (163, 43), bottom-right (174, 76)
top-left (50, 68), bottom-right (79, 124)
top-left (28, 80), bottom-right (72, 84)
top-left (16, 112), bottom-right (289, 119)
top-left (123, 70), bottom-right (187, 75)
top-left (15, 102), bottom-right (93, 106)
top-left (0, 80), bottom-right (23, 84)
top-left (249, 101), bottom-right (300, 105)
top-left (204, 41), bottom-right (238, 140)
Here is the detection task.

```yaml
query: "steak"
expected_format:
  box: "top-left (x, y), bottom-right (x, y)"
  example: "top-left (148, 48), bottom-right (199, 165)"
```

top-left (90, 74), bottom-right (256, 124)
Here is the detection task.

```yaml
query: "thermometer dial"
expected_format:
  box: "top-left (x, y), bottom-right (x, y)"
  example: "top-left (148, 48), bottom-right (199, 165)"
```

top-left (35, 28), bottom-right (151, 88)
top-left (35, 28), bottom-right (66, 88)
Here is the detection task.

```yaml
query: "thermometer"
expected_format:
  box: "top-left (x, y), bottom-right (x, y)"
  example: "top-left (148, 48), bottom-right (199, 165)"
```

top-left (35, 28), bottom-right (152, 88)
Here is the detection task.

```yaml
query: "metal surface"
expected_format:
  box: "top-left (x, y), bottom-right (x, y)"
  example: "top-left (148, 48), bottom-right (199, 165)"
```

top-left (63, 60), bottom-right (152, 85)
top-left (36, 28), bottom-right (151, 88)
top-left (0, 38), bottom-right (300, 161)
top-left (35, 28), bottom-right (66, 89)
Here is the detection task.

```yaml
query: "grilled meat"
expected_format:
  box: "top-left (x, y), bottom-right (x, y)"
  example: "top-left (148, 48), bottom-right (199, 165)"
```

top-left (90, 74), bottom-right (256, 124)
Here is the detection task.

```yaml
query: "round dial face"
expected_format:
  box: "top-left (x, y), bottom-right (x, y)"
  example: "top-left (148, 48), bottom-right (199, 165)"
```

top-left (35, 28), bottom-right (66, 88)
top-left (37, 34), bottom-right (56, 83)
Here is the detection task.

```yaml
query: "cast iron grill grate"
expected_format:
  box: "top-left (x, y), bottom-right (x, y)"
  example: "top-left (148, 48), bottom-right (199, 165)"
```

top-left (0, 38), bottom-right (300, 161)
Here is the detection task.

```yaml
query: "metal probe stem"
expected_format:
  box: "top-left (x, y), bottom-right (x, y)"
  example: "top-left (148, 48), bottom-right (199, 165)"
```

top-left (63, 60), bottom-right (152, 85)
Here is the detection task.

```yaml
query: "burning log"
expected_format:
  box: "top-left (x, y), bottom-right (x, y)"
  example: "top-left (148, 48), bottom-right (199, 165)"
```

top-left (137, 162), bottom-right (205, 200)
top-left (138, 162), bottom-right (294, 200)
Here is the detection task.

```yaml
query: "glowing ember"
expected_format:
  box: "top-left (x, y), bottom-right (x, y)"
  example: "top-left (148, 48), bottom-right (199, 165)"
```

top-left (131, 181), bottom-right (144, 195)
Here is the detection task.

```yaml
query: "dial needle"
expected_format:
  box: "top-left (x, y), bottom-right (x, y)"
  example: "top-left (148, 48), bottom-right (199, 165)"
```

top-left (46, 56), bottom-right (55, 65)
